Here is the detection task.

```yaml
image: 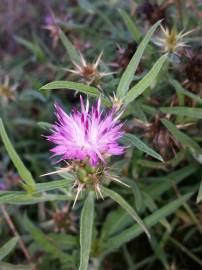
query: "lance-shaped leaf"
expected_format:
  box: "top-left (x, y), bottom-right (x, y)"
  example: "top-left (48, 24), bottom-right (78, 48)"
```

top-left (0, 237), bottom-right (18, 261)
top-left (40, 81), bottom-right (110, 106)
top-left (0, 119), bottom-right (35, 192)
top-left (145, 164), bottom-right (197, 199)
top-left (79, 191), bottom-right (94, 270)
top-left (101, 192), bottom-right (192, 256)
top-left (197, 180), bottom-right (202, 203)
top-left (160, 107), bottom-right (202, 119)
top-left (14, 35), bottom-right (45, 61)
top-left (121, 133), bottom-right (163, 161)
top-left (161, 119), bottom-right (202, 153)
top-left (119, 9), bottom-right (141, 42)
top-left (0, 262), bottom-right (31, 269)
top-left (124, 54), bottom-right (168, 104)
top-left (102, 186), bottom-right (150, 239)
top-left (40, 81), bottom-right (99, 96)
top-left (170, 79), bottom-right (202, 105)
top-left (59, 30), bottom-right (80, 63)
top-left (24, 216), bottom-right (73, 264)
top-left (0, 192), bottom-right (74, 205)
top-left (116, 20), bottom-right (161, 99)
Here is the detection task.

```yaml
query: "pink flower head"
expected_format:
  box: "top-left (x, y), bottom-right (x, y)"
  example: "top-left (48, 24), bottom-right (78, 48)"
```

top-left (0, 182), bottom-right (7, 191)
top-left (44, 14), bottom-right (54, 26)
top-left (46, 96), bottom-right (124, 167)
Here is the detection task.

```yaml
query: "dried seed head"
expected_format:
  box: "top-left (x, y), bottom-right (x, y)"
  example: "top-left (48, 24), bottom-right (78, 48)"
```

top-left (183, 51), bottom-right (202, 95)
top-left (71, 37), bottom-right (91, 52)
top-left (137, 0), bottom-right (166, 24)
top-left (5, 170), bottom-right (20, 187)
top-left (115, 42), bottom-right (138, 69)
top-left (0, 76), bottom-right (17, 103)
top-left (67, 52), bottom-right (114, 85)
top-left (51, 204), bottom-right (77, 233)
top-left (185, 52), bottom-right (202, 83)
top-left (43, 13), bottom-right (61, 48)
top-left (110, 93), bottom-right (124, 112)
top-left (165, 262), bottom-right (178, 270)
top-left (131, 114), bottom-right (181, 160)
top-left (155, 26), bottom-right (193, 54)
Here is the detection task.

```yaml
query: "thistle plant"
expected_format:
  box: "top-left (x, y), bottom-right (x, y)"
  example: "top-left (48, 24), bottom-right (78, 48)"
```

top-left (0, 3), bottom-right (202, 269)
top-left (43, 96), bottom-right (126, 205)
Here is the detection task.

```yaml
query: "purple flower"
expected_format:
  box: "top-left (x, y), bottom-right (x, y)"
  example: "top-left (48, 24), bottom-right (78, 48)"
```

top-left (46, 96), bottom-right (124, 167)
top-left (0, 182), bottom-right (7, 191)
top-left (44, 14), bottom-right (54, 26)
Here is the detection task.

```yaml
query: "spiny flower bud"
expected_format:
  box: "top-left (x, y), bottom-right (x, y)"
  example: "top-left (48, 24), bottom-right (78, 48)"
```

top-left (66, 52), bottom-right (114, 85)
top-left (0, 75), bottom-right (17, 103)
top-left (42, 96), bottom-right (127, 206)
top-left (42, 12), bottom-right (61, 48)
top-left (155, 26), bottom-right (194, 54)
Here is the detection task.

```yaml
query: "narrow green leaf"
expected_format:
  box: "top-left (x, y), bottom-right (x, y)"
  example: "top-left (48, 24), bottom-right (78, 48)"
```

top-left (59, 30), bottom-right (80, 63)
top-left (0, 237), bottom-right (18, 261)
top-left (170, 237), bottom-right (202, 267)
top-left (40, 81), bottom-right (111, 106)
top-left (77, 0), bottom-right (96, 13)
top-left (37, 121), bottom-right (52, 130)
top-left (102, 192), bottom-right (192, 255)
top-left (0, 119), bottom-right (35, 191)
top-left (161, 119), bottom-right (202, 153)
top-left (121, 133), bottom-right (163, 161)
top-left (124, 54), bottom-right (167, 104)
top-left (24, 216), bottom-right (73, 264)
top-left (102, 186), bottom-right (150, 239)
top-left (40, 80), bottom-right (99, 95)
top-left (79, 191), bottom-right (94, 270)
top-left (160, 107), bottom-right (202, 119)
top-left (170, 79), bottom-right (202, 105)
top-left (197, 180), bottom-right (202, 203)
top-left (35, 179), bottom-right (74, 193)
top-left (0, 262), bottom-right (31, 270)
top-left (119, 9), bottom-right (141, 42)
top-left (14, 36), bottom-right (44, 60)
top-left (100, 209), bottom-right (130, 241)
top-left (145, 165), bottom-right (197, 199)
top-left (117, 20), bottom-right (161, 98)
top-left (0, 192), bottom-right (74, 205)
top-left (48, 233), bottom-right (77, 249)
